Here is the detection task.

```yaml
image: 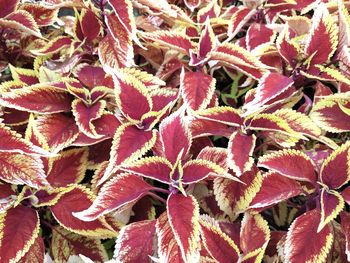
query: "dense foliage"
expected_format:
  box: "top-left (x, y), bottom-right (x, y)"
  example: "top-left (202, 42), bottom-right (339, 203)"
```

top-left (1, 0), bottom-right (350, 262)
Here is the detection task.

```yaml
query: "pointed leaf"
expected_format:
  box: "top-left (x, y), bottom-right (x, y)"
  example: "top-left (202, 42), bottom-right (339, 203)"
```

top-left (250, 171), bottom-right (304, 210)
top-left (240, 213), bottom-right (270, 262)
top-left (47, 148), bottom-right (88, 187)
top-left (113, 71), bottom-right (152, 122)
top-left (73, 173), bottom-right (154, 221)
top-left (156, 212), bottom-right (185, 263)
top-left (228, 131), bottom-right (256, 176)
top-left (51, 186), bottom-right (116, 237)
top-left (258, 149), bottom-right (316, 183)
top-left (102, 124), bottom-right (156, 183)
top-left (180, 70), bottom-right (216, 111)
top-left (143, 31), bottom-right (195, 55)
top-left (199, 215), bottom-right (240, 263)
top-left (0, 152), bottom-right (49, 189)
top-left (210, 43), bottom-right (269, 80)
top-left (114, 220), bottom-right (156, 262)
top-left (214, 167), bottom-right (263, 218)
top-left (122, 157), bottom-right (172, 184)
top-left (0, 206), bottom-right (39, 263)
top-left (320, 140), bottom-right (350, 189)
top-left (0, 84), bottom-right (72, 114)
top-left (318, 189), bottom-right (344, 232)
top-left (167, 194), bottom-right (200, 262)
top-left (285, 209), bottom-right (334, 263)
top-left (72, 99), bottom-right (106, 138)
top-left (159, 110), bottom-right (192, 164)
top-left (194, 106), bottom-right (243, 127)
top-left (305, 4), bottom-right (338, 66)
top-left (51, 226), bottom-right (108, 263)
top-left (34, 114), bottom-right (80, 153)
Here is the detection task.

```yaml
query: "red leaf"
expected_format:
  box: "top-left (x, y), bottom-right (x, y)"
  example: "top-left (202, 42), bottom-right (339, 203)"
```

top-left (143, 31), bottom-right (195, 55)
top-left (180, 70), bottom-right (216, 111)
top-left (51, 186), bottom-right (116, 237)
top-left (318, 189), bottom-right (344, 232)
top-left (250, 172), bottom-right (304, 210)
top-left (108, 0), bottom-right (135, 36)
top-left (285, 209), bottom-right (334, 263)
top-left (0, 152), bottom-right (49, 189)
top-left (244, 73), bottom-right (294, 110)
top-left (340, 212), bottom-right (350, 261)
top-left (156, 212), bottom-right (184, 263)
top-left (102, 124), bottom-right (156, 183)
top-left (305, 4), bottom-right (338, 66)
top-left (0, 123), bottom-right (49, 155)
top-left (80, 8), bottom-right (102, 42)
top-left (159, 110), bottom-right (192, 164)
top-left (0, 206), bottom-right (39, 263)
top-left (0, 10), bottom-right (41, 38)
top-left (258, 149), bottom-right (316, 183)
top-left (51, 226), bottom-right (108, 263)
top-left (320, 141), bottom-right (350, 189)
top-left (246, 23), bottom-right (276, 51)
top-left (31, 36), bottom-right (73, 55)
top-left (47, 148), bottom-right (88, 187)
top-left (73, 173), bottom-right (154, 221)
top-left (228, 131), bottom-right (256, 176)
top-left (114, 220), bottom-right (156, 262)
top-left (167, 194), bottom-right (200, 262)
top-left (19, 3), bottom-right (58, 27)
top-left (0, 0), bottom-right (19, 18)
top-left (122, 157), bottom-right (172, 184)
top-left (99, 32), bottom-right (133, 68)
top-left (214, 167), bottom-right (263, 218)
top-left (72, 99), bottom-right (106, 138)
top-left (113, 71), bottom-right (152, 122)
top-left (0, 84), bottom-right (72, 114)
top-left (240, 213), bottom-right (270, 261)
top-left (227, 6), bottom-right (256, 39)
top-left (34, 114), bottom-right (80, 153)
top-left (199, 215), bottom-right (240, 263)
top-left (194, 106), bottom-right (243, 127)
top-left (210, 43), bottom-right (269, 79)
top-left (20, 235), bottom-right (45, 263)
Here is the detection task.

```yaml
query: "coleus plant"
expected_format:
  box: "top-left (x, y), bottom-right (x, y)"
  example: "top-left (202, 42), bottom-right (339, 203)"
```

top-left (1, 0), bottom-right (350, 262)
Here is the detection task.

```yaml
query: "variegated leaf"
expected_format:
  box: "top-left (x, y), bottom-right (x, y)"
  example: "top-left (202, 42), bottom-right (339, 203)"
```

top-left (122, 156), bottom-right (172, 184)
top-left (250, 172), bottom-right (304, 210)
top-left (73, 173), bottom-right (154, 221)
top-left (318, 189), bottom-right (344, 232)
top-left (194, 106), bottom-right (243, 127)
top-left (0, 84), bottom-right (72, 114)
top-left (320, 140), bottom-right (350, 189)
top-left (284, 209), bottom-right (333, 263)
top-left (240, 213), bottom-right (270, 262)
top-left (51, 226), bottom-right (108, 263)
top-left (0, 206), bottom-right (40, 263)
top-left (199, 215), bottom-right (240, 263)
top-left (167, 194), bottom-right (200, 262)
top-left (101, 124), bottom-right (156, 183)
top-left (180, 70), bottom-right (216, 111)
top-left (305, 4), bottom-right (338, 66)
top-left (47, 148), bottom-right (88, 187)
top-left (33, 114), bottom-right (80, 153)
top-left (227, 131), bottom-right (256, 176)
top-left (258, 149), bottom-right (316, 183)
top-left (51, 186), bottom-right (116, 237)
top-left (143, 31), bottom-right (195, 55)
top-left (0, 152), bottom-right (49, 189)
top-left (214, 166), bottom-right (263, 219)
top-left (72, 99), bottom-right (106, 138)
top-left (114, 220), bottom-right (156, 262)
top-left (210, 43), bottom-right (269, 80)
top-left (156, 212), bottom-right (185, 263)
top-left (159, 109), bottom-right (192, 164)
